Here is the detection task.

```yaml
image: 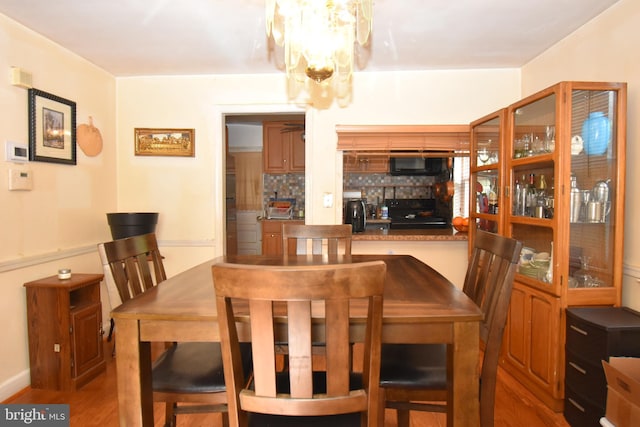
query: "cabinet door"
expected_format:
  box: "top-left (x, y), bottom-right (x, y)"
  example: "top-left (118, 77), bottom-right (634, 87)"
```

top-left (344, 156), bottom-right (389, 173)
top-left (469, 109), bottom-right (506, 242)
top-left (262, 232), bottom-right (281, 255)
top-left (289, 127), bottom-right (305, 172)
top-left (502, 282), bottom-right (563, 408)
top-left (70, 302), bottom-right (103, 379)
top-left (263, 124), bottom-right (288, 173)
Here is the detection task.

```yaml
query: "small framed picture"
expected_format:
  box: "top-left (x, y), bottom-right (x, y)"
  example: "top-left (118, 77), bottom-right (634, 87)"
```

top-left (28, 89), bottom-right (77, 165)
top-left (134, 128), bottom-right (195, 157)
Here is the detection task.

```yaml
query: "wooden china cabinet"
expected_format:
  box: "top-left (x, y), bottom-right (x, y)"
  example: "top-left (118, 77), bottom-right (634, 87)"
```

top-left (469, 81), bottom-right (627, 411)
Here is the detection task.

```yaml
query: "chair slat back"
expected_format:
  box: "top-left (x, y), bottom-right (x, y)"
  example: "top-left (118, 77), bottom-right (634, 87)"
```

top-left (212, 261), bottom-right (385, 426)
top-left (282, 224), bottom-right (352, 256)
top-left (102, 233), bottom-right (166, 303)
top-left (462, 230), bottom-right (522, 427)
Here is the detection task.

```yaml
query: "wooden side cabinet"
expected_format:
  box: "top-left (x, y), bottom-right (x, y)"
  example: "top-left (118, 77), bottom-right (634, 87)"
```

top-left (24, 273), bottom-right (106, 391)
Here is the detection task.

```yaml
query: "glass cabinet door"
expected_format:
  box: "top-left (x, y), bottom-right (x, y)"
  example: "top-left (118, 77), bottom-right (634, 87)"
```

top-left (567, 87), bottom-right (621, 294)
top-left (470, 109), bottom-right (506, 243)
top-left (508, 90), bottom-right (556, 290)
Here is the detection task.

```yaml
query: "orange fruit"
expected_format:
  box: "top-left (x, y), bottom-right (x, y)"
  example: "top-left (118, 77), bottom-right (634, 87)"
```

top-left (462, 217), bottom-right (470, 226)
top-left (453, 216), bottom-right (463, 226)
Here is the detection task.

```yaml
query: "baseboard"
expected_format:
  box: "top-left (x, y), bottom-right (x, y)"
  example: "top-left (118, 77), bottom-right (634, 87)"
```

top-left (0, 369), bottom-right (30, 402)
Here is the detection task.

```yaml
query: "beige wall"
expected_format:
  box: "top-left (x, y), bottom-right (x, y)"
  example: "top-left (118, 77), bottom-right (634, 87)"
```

top-left (521, 0), bottom-right (640, 309)
top-left (0, 15), bottom-right (116, 398)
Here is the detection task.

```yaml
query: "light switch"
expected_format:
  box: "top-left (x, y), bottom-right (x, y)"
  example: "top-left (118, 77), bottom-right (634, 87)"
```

top-left (8, 168), bottom-right (33, 191)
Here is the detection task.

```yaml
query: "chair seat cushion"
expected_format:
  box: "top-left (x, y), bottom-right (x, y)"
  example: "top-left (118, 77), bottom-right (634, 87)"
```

top-left (379, 344), bottom-right (447, 390)
top-left (152, 342), bottom-right (252, 394)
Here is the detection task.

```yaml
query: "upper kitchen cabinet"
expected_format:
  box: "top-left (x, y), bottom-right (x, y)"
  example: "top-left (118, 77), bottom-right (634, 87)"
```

top-left (344, 155), bottom-right (389, 173)
top-left (469, 109), bottom-right (507, 240)
top-left (263, 121), bottom-right (305, 173)
top-left (485, 81), bottom-right (627, 411)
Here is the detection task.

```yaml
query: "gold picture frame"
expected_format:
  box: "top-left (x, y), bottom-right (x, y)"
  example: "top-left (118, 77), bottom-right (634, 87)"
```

top-left (134, 128), bottom-right (195, 157)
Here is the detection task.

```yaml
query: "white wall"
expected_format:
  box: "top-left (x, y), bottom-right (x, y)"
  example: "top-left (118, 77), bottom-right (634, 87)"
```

top-left (521, 0), bottom-right (640, 309)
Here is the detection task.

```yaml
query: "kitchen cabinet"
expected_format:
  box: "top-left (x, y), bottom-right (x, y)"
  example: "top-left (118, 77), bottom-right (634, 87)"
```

top-left (344, 155), bottom-right (389, 173)
top-left (24, 273), bottom-right (106, 391)
top-left (564, 307), bottom-right (640, 426)
top-left (263, 121), bottom-right (305, 173)
top-left (261, 219), bottom-right (304, 255)
top-left (468, 81), bottom-right (627, 411)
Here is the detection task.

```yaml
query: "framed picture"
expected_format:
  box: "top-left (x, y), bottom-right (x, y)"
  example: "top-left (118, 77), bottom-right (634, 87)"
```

top-left (28, 89), bottom-right (77, 165)
top-left (134, 128), bottom-right (195, 157)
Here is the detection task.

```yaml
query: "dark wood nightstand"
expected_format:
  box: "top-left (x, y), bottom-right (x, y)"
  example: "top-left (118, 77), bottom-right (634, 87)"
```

top-left (24, 273), bottom-right (106, 391)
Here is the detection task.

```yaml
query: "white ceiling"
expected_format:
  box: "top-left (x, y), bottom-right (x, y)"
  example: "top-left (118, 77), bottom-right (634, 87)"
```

top-left (0, 0), bottom-right (620, 77)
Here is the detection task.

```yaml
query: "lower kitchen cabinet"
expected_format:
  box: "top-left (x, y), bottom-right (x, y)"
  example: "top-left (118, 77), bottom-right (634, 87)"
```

top-left (261, 219), bottom-right (303, 255)
top-left (24, 273), bottom-right (106, 391)
top-left (564, 307), bottom-right (640, 427)
top-left (500, 282), bottom-right (564, 411)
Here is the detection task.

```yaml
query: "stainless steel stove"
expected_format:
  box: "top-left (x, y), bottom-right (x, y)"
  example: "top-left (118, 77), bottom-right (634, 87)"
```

top-left (386, 198), bottom-right (449, 229)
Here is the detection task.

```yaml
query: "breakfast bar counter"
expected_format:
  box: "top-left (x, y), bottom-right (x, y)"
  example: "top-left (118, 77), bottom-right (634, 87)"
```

top-left (352, 228), bottom-right (468, 241)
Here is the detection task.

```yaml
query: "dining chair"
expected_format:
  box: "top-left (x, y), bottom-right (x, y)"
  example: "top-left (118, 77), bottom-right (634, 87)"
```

top-left (282, 223), bottom-right (352, 256)
top-left (212, 260), bottom-right (386, 427)
top-left (280, 223), bottom-right (354, 369)
top-left (101, 232), bottom-right (251, 427)
top-left (379, 230), bottom-right (523, 427)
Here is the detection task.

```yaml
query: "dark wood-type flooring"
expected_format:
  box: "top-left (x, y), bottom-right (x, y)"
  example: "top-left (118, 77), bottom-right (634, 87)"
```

top-left (4, 341), bottom-right (571, 427)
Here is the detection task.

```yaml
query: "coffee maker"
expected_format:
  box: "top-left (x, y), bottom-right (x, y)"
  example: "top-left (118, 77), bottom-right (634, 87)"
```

top-left (344, 199), bottom-right (366, 232)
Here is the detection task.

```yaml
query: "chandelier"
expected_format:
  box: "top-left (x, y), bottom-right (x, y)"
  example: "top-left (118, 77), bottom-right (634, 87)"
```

top-left (266, 0), bottom-right (372, 104)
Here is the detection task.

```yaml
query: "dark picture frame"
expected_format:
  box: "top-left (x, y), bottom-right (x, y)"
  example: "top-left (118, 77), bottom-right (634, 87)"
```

top-left (28, 88), bottom-right (77, 165)
top-left (134, 128), bottom-right (195, 157)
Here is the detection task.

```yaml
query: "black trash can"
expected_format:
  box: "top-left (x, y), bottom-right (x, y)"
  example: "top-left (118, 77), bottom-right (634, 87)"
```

top-left (106, 212), bottom-right (159, 240)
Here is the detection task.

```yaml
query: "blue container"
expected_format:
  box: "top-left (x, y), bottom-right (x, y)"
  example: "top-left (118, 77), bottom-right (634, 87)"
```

top-left (581, 112), bottom-right (611, 155)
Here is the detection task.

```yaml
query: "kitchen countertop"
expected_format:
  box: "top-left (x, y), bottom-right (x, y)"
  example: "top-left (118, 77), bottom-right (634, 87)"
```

top-left (258, 218), bottom-right (467, 241)
top-left (352, 228), bottom-right (468, 241)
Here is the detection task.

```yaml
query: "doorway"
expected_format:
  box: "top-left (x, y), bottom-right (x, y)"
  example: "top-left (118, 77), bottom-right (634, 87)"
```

top-left (221, 109), bottom-right (305, 256)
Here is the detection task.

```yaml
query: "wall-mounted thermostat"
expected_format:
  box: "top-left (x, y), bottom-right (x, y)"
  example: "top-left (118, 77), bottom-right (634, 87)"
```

top-left (8, 168), bottom-right (33, 191)
top-left (5, 141), bottom-right (28, 162)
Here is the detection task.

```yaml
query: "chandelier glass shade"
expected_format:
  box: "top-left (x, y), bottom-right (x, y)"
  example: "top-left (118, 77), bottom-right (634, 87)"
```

top-left (266, 0), bottom-right (372, 103)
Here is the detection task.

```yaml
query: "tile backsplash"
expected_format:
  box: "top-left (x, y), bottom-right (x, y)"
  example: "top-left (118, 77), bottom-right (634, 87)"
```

top-left (263, 173), bottom-right (305, 210)
top-left (344, 173), bottom-right (436, 203)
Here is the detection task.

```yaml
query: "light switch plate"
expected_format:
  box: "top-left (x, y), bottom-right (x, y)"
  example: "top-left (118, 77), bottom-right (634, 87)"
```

top-left (323, 192), bottom-right (334, 208)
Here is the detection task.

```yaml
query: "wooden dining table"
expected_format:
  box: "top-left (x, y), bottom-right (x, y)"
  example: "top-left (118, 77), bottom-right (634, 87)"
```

top-left (112, 254), bottom-right (482, 427)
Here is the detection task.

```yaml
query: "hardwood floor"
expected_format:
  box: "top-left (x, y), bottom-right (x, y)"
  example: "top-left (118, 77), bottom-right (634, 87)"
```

top-left (4, 342), bottom-right (570, 427)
